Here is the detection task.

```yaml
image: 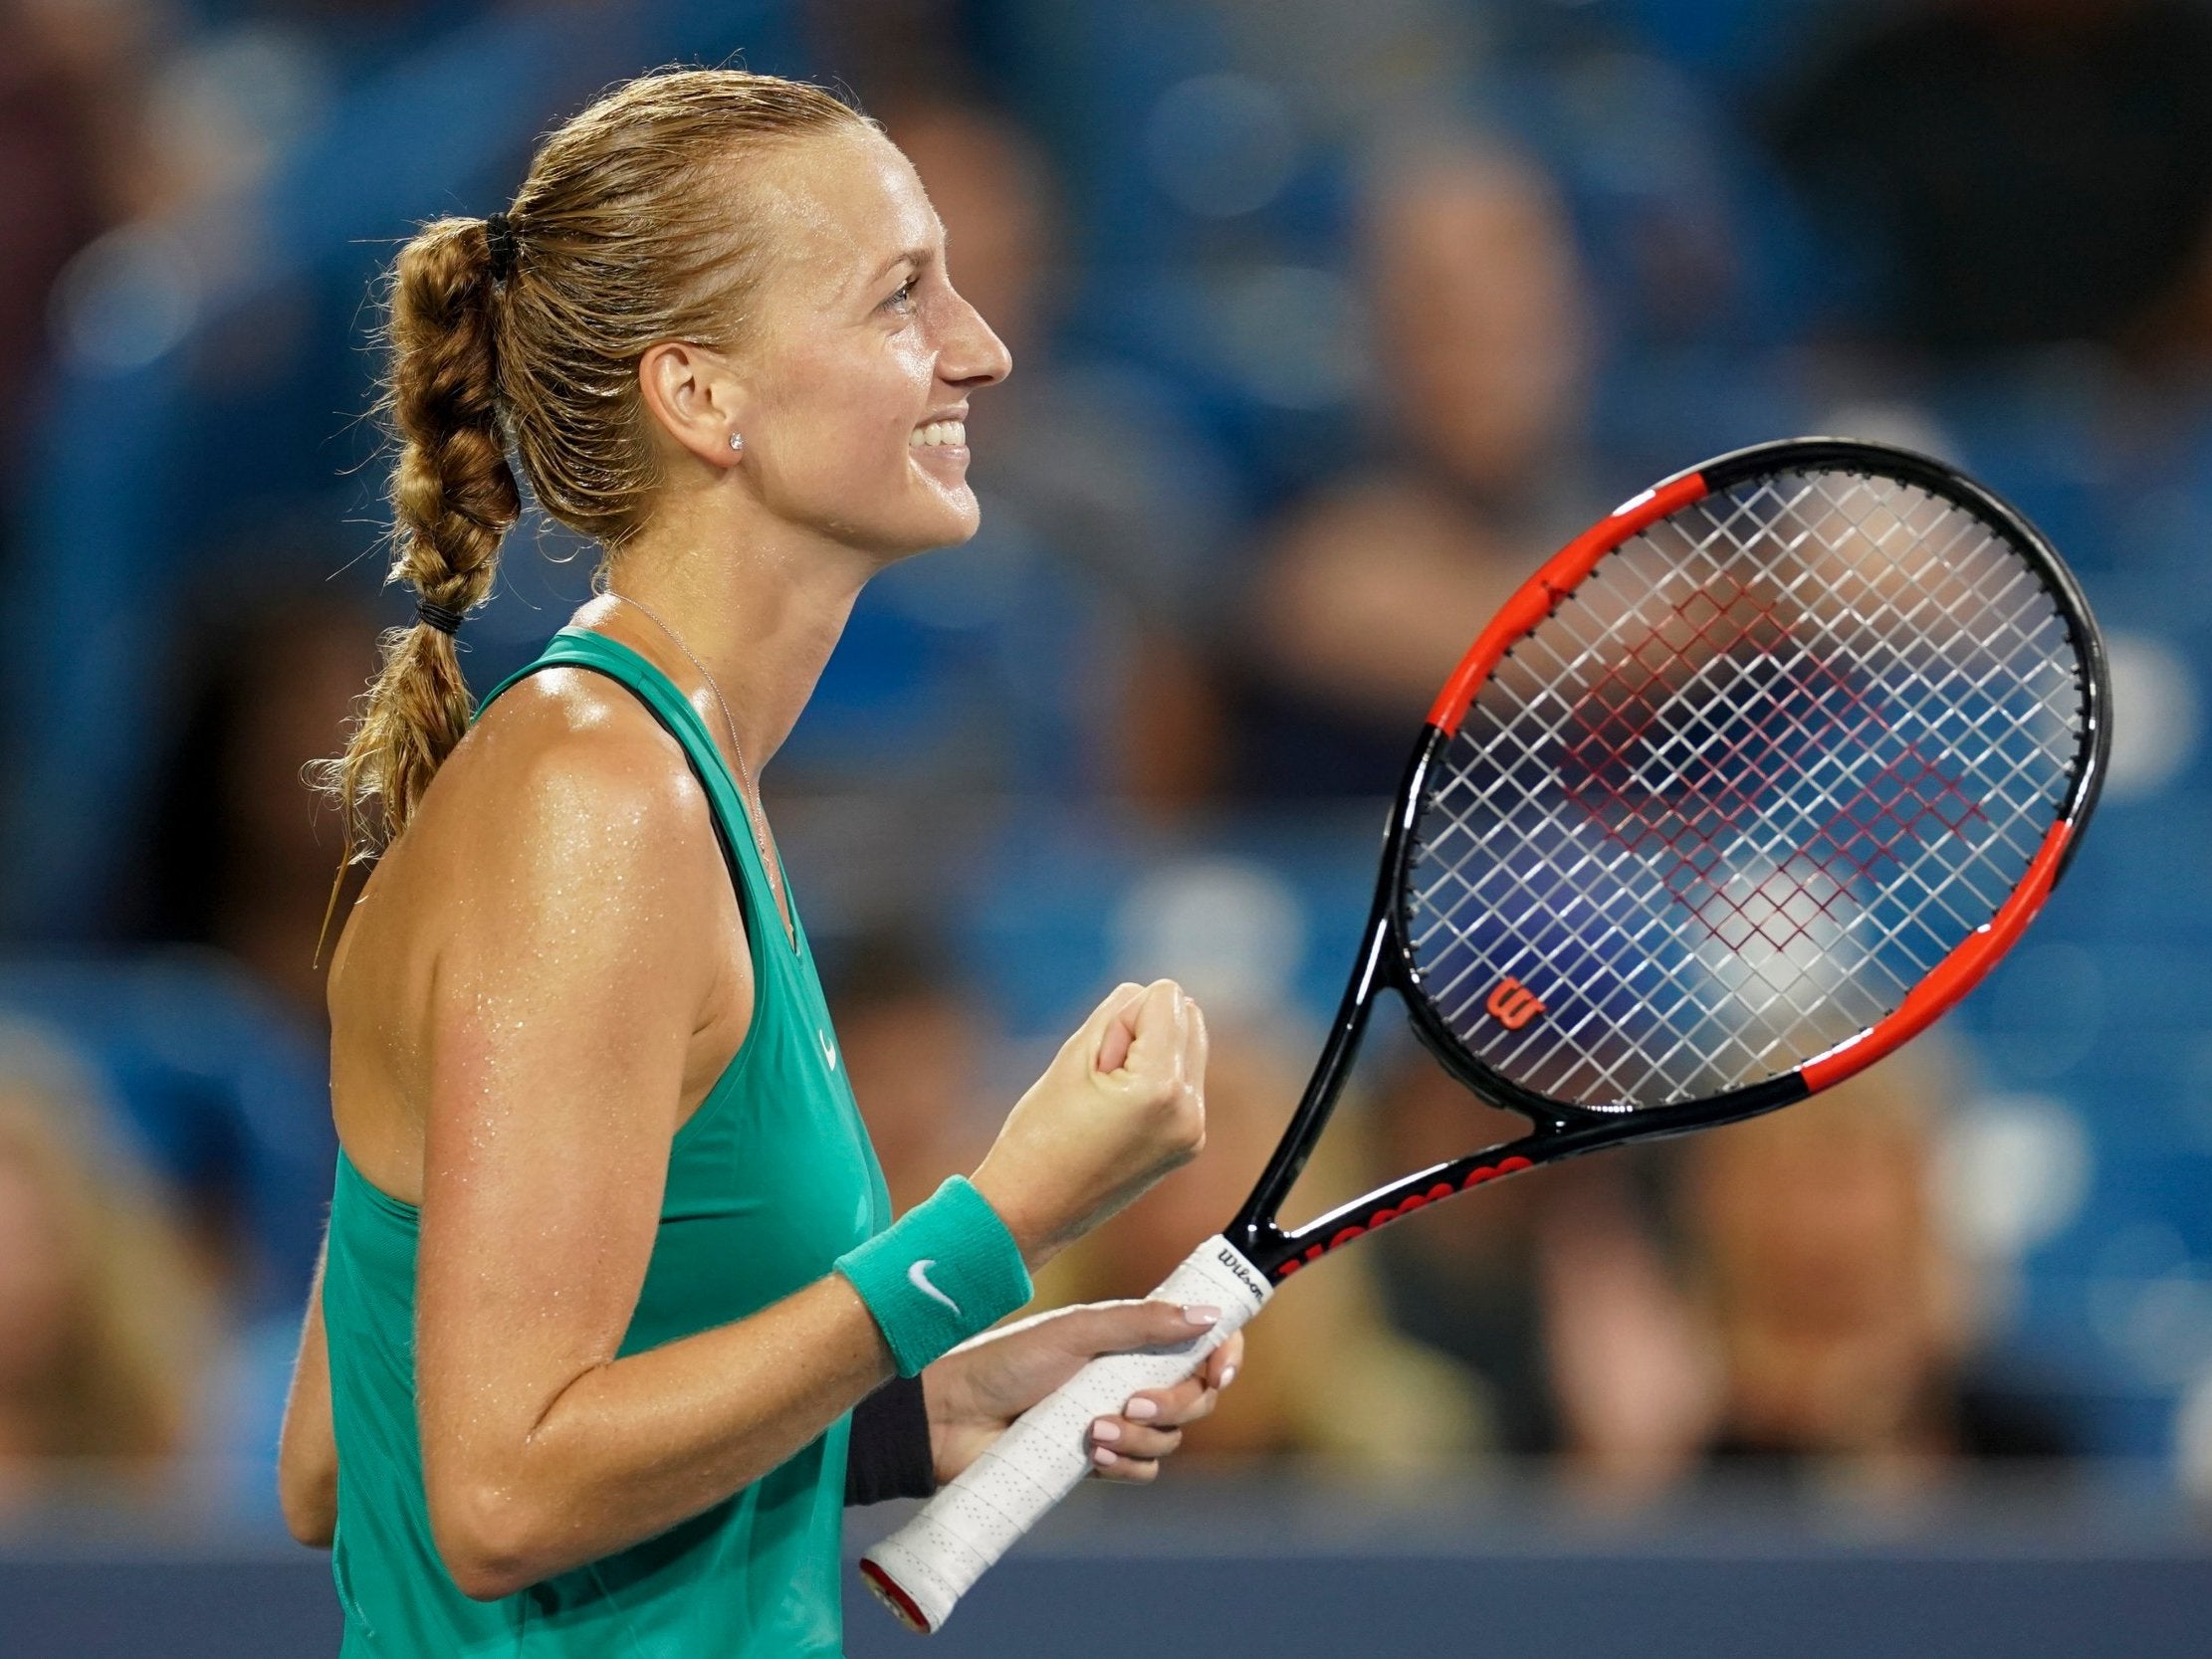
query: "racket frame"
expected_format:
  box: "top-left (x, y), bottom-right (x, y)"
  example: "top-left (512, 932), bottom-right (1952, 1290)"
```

top-left (1229, 437), bottom-right (2109, 1282)
top-left (859, 436), bottom-right (2109, 1636)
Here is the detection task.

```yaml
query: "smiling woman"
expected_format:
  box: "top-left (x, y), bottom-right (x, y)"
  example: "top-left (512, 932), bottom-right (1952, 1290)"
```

top-left (282, 67), bottom-right (1238, 1658)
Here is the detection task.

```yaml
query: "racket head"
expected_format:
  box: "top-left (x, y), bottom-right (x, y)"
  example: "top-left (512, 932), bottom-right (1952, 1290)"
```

top-left (1390, 436), bottom-right (2107, 1137)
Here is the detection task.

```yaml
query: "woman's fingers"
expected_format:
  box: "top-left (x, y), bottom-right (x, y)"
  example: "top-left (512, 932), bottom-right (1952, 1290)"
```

top-left (1184, 992), bottom-right (1210, 1089)
top-left (1045, 1299), bottom-right (1221, 1371)
top-left (1089, 981), bottom-right (1148, 1075)
top-left (1123, 1366), bottom-right (1224, 1429)
top-left (1116, 979), bottom-right (1188, 1085)
top-left (1085, 1318), bottom-right (1240, 1481)
top-left (1200, 1328), bottom-right (1243, 1392)
top-left (1114, 1324), bottom-right (1244, 1428)
top-left (1088, 1450), bottom-right (1162, 1483)
top-left (1087, 1417), bottom-right (1184, 1462)
top-left (1087, 1409), bottom-right (1175, 1481)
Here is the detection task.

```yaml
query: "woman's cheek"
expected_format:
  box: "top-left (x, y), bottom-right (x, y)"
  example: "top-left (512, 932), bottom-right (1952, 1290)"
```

top-left (884, 328), bottom-right (937, 393)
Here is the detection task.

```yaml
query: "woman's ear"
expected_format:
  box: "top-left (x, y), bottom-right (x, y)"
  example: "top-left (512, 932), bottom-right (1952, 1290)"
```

top-left (637, 340), bottom-right (750, 468)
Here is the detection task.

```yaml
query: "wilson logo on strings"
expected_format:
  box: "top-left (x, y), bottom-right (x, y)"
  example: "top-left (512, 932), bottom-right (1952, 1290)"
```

top-left (1485, 977), bottom-right (1546, 1030)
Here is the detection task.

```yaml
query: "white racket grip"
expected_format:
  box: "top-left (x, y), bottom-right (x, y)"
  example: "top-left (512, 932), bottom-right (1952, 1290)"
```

top-left (859, 1234), bottom-right (1271, 1632)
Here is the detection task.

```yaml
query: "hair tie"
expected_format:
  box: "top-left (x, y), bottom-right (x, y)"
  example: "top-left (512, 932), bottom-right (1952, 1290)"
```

top-left (416, 598), bottom-right (466, 636)
top-left (484, 210), bottom-right (519, 282)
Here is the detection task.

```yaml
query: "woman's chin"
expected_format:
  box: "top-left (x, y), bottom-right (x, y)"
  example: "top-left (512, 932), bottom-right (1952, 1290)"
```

top-left (933, 503), bottom-right (984, 546)
top-left (906, 483), bottom-right (984, 547)
top-left (854, 503), bottom-right (983, 561)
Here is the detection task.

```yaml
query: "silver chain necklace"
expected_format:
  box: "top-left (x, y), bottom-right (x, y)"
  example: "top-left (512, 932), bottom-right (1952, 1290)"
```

top-left (593, 580), bottom-right (787, 933)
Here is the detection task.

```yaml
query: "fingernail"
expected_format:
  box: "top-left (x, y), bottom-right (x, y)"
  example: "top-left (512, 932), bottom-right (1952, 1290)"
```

top-left (1125, 1396), bottom-right (1161, 1421)
top-left (1091, 1419), bottom-right (1122, 1444)
top-left (1220, 1364), bottom-right (1237, 1388)
top-left (1093, 1446), bottom-right (1119, 1467)
top-left (1184, 1305), bottom-right (1222, 1327)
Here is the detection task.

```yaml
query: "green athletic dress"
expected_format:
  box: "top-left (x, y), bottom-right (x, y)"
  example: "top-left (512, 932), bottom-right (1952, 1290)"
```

top-left (322, 625), bottom-right (893, 1656)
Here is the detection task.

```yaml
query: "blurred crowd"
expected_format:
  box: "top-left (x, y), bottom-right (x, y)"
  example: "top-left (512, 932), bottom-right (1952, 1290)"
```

top-left (5, 0), bottom-right (2212, 1534)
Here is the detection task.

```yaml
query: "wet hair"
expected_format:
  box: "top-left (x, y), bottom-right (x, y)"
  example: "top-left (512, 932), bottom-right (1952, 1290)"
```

top-left (308, 68), bottom-right (870, 957)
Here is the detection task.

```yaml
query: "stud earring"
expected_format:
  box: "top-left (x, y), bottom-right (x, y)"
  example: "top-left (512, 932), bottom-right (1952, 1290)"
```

top-left (728, 432), bottom-right (744, 454)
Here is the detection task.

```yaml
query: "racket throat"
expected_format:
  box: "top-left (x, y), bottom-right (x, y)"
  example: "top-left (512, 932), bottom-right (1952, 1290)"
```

top-left (1228, 894), bottom-right (1400, 1255)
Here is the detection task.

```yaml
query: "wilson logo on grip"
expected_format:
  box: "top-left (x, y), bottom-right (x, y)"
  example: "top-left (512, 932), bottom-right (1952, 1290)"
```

top-left (1484, 977), bottom-right (1546, 1029)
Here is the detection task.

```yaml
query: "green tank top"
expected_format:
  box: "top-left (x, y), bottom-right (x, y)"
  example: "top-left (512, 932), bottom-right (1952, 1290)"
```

top-left (323, 625), bottom-right (892, 1656)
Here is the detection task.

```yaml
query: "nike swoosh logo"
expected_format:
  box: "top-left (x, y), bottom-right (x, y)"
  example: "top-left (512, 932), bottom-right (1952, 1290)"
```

top-left (820, 1030), bottom-right (838, 1071)
top-left (908, 1259), bottom-right (960, 1316)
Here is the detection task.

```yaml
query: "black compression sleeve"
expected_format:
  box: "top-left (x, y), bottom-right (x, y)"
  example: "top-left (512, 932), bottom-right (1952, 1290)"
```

top-left (844, 1372), bottom-right (937, 1506)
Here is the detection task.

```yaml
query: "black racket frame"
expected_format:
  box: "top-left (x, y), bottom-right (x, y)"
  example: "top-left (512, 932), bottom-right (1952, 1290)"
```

top-left (1225, 438), bottom-right (2110, 1283)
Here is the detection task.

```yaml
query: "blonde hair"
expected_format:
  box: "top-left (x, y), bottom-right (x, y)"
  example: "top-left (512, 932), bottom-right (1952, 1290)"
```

top-left (0, 1022), bottom-right (213, 1479)
top-left (308, 68), bottom-right (871, 956)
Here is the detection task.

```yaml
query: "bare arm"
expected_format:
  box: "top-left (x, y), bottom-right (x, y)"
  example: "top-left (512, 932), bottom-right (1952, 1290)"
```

top-left (445, 1274), bottom-right (893, 1595)
top-left (417, 707), bottom-right (1207, 1602)
top-left (278, 1233), bottom-right (338, 1548)
top-left (414, 733), bottom-right (907, 1599)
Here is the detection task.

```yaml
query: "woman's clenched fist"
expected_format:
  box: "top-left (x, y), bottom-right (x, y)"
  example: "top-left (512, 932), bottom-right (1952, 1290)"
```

top-left (971, 979), bottom-right (1209, 1267)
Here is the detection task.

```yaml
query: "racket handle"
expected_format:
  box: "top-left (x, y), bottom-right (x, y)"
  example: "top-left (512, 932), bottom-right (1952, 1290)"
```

top-left (858, 1234), bottom-right (1271, 1633)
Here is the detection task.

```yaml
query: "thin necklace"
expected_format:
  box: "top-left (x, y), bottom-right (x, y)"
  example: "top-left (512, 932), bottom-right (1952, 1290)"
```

top-left (592, 578), bottom-right (789, 938)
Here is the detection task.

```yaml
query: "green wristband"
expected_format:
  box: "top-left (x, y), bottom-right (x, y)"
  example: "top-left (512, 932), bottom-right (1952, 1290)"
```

top-left (835, 1175), bottom-right (1033, 1377)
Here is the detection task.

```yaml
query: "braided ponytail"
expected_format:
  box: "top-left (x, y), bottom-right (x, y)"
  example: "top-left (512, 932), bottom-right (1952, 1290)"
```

top-left (307, 70), bottom-right (870, 966)
top-left (308, 214), bottom-right (519, 960)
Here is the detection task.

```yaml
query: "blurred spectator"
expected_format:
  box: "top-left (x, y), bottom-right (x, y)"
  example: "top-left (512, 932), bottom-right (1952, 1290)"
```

top-left (1233, 136), bottom-right (1598, 795)
top-left (1763, 0), bottom-right (2212, 370)
top-left (1036, 1019), bottom-right (1482, 1471)
top-left (1, 581), bottom-right (366, 1323)
top-left (1672, 1049), bottom-right (2075, 1493)
top-left (0, 947), bottom-right (337, 1321)
top-left (0, 0), bottom-right (160, 515)
top-left (865, 94), bottom-right (1239, 809)
top-left (1364, 1045), bottom-right (1566, 1455)
top-left (0, 1017), bottom-right (214, 1514)
top-left (1365, 1039), bottom-right (1698, 1474)
top-left (123, 582), bottom-right (381, 1028)
top-left (824, 930), bottom-right (998, 1219)
top-left (1535, 1155), bottom-right (1715, 1500)
top-left (1367, 1037), bottom-right (2074, 1501)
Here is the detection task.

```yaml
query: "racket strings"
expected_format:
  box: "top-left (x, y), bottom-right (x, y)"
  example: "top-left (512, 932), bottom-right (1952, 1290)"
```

top-left (1408, 468), bottom-right (2087, 1110)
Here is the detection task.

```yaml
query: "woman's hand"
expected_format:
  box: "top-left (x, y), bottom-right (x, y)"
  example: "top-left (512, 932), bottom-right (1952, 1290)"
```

top-left (971, 980), bottom-right (1209, 1269)
top-left (923, 1301), bottom-right (1244, 1486)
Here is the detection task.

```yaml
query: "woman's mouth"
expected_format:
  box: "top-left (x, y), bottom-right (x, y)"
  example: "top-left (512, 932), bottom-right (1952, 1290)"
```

top-left (909, 419), bottom-right (969, 467)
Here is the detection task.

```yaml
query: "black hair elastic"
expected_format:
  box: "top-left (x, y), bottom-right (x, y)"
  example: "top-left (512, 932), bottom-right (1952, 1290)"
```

top-left (416, 598), bottom-right (466, 636)
top-left (484, 210), bottom-right (519, 282)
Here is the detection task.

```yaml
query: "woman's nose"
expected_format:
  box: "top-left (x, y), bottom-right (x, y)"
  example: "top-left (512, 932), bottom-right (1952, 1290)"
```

top-left (940, 292), bottom-right (1013, 389)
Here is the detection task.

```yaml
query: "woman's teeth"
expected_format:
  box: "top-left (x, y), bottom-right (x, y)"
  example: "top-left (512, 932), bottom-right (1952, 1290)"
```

top-left (909, 420), bottom-right (967, 449)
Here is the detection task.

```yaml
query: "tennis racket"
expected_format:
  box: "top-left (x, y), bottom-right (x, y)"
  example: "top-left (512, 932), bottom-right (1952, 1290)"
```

top-left (860, 436), bottom-right (2108, 1632)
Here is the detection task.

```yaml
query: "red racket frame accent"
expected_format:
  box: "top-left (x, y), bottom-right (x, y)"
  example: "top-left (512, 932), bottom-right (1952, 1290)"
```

top-left (1800, 818), bottom-right (2072, 1091)
top-left (1428, 473), bottom-right (1711, 735)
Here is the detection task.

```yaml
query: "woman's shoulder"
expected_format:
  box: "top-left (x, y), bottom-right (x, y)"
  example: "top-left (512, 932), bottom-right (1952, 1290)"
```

top-left (383, 666), bottom-right (726, 924)
top-left (442, 665), bottom-right (711, 825)
top-left (470, 657), bottom-right (678, 762)
top-left (327, 661), bottom-right (740, 1193)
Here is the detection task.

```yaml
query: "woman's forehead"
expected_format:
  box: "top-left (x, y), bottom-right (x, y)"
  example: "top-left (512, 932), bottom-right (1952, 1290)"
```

top-left (752, 129), bottom-right (943, 297)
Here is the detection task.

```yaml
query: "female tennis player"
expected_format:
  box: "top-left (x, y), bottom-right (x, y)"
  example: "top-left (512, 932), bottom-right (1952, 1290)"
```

top-left (275, 68), bottom-right (1238, 1655)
